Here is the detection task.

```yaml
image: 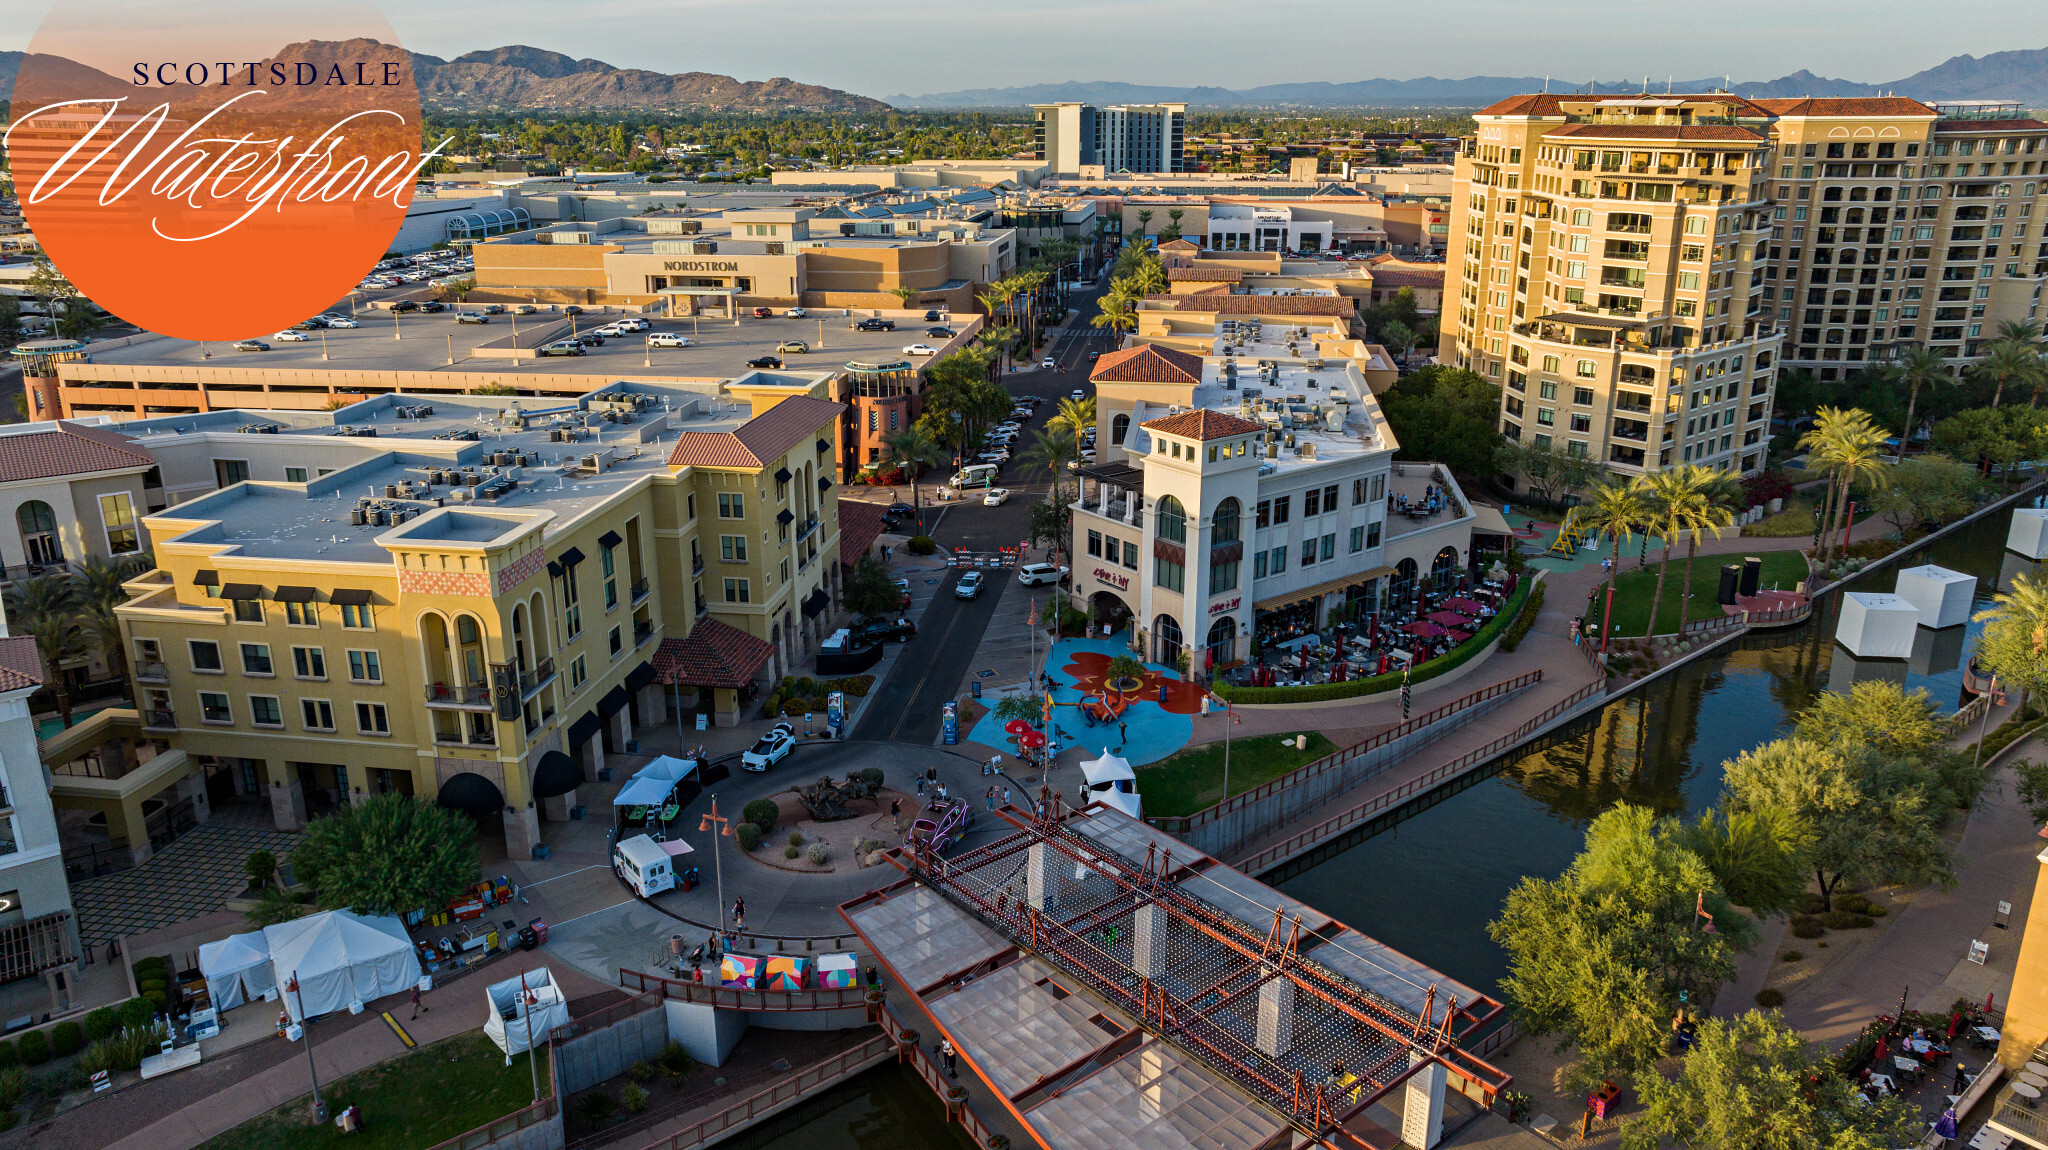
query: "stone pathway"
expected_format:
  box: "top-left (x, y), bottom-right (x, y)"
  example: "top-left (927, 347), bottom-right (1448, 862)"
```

top-left (71, 824), bottom-right (300, 948)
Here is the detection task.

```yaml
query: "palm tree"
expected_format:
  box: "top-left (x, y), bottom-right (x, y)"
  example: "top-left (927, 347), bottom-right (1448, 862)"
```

top-left (1133, 209), bottom-right (1154, 238)
top-left (1973, 569), bottom-right (2048, 714)
top-left (1801, 407), bottom-right (1892, 562)
top-left (1579, 477), bottom-right (1654, 650)
top-left (887, 286), bottom-right (919, 311)
top-left (1977, 340), bottom-right (2040, 409)
top-left (880, 426), bottom-right (947, 534)
top-left (1642, 466), bottom-right (1736, 636)
top-left (1091, 292), bottom-right (1137, 343)
top-left (1888, 346), bottom-right (1952, 460)
top-left (1047, 395), bottom-right (1096, 439)
top-left (81, 599), bottom-right (127, 684)
top-left (22, 612), bottom-right (87, 729)
top-left (1020, 428), bottom-right (1079, 496)
top-left (3, 571), bottom-right (78, 633)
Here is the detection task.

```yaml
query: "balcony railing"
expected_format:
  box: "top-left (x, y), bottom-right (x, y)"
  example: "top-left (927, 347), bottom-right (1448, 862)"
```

top-left (144, 709), bottom-right (176, 730)
top-left (424, 683), bottom-right (491, 707)
top-left (634, 621), bottom-right (655, 647)
top-left (691, 556), bottom-right (705, 576)
top-left (796, 517), bottom-right (820, 543)
top-left (631, 577), bottom-right (651, 604)
top-left (519, 657), bottom-right (556, 698)
top-left (135, 661), bottom-right (168, 683)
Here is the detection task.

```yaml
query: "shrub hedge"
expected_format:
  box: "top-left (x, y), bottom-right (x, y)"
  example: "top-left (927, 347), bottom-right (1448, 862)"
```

top-left (1498, 579), bottom-right (1545, 652)
top-left (906, 535), bottom-right (938, 555)
top-left (14, 1031), bottom-right (45, 1067)
top-left (1214, 577), bottom-right (1536, 705)
top-left (734, 823), bottom-right (761, 852)
top-left (48, 1021), bottom-right (82, 1057)
top-left (742, 799), bottom-right (779, 833)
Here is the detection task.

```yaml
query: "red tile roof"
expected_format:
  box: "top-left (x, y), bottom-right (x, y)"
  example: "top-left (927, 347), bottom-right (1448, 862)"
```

top-left (653, 619), bottom-right (776, 689)
top-left (1752, 97), bottom-right (1936, 117)
top-left (1090, 344), bottom-right (1205, 386)
top-left (1477, 94), bottom-right (1566, 117)
top-left (0, 421), bottom-right (154, 484)
top-left (1370, 268), bottom-right (1446, 290)
top-left (1545, 123), bottom-right (1766, 142)
top-left (1144, 293), bottom-right (1357, 317)
top-left (667, 395), bottom-right (847, 470)
top-left (1141, 409), bottom-right (1265, 442)
top-left (836, 499), bottom-right (887, 565)
top-left (1480, 92), bottom-right (1777, 119)
top-left (1167, 267), bottom-right (1244, 282)
top-left (1158, 238), bottom-right (1200, 251)
top-left (0, 636), bottom-right (41, 691)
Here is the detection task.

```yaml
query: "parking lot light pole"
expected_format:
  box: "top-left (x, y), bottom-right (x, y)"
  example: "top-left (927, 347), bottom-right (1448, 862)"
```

top-left (392, 307), bottom-right (401, 341)
top-left (698, 798), bottom-right (733, 940)
top-left (319, 328), bottom-right (329, 362)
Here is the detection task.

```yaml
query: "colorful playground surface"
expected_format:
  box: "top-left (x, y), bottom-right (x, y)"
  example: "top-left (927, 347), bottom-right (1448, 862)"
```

top-left (966, 633), bottom-right (1202, 767)
top-left (1514, 512), bottom-right (1667, 575)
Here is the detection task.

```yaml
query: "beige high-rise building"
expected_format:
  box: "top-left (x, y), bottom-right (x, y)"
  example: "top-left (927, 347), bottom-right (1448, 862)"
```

top-left (1443, 94), bottom-right (2048, 483)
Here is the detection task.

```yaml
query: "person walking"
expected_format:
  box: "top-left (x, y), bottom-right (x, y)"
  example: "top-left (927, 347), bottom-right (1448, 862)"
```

top-left (410, 984), bottom-right (427, 1020)
top-left (940, 1038), bottom-right (958, 1078)
top-left (1002, 786), bottom-right (1011, 807)
top-left (1118, 720), bottom-right (1127, 744)
top-left (890, 796), bottom-right (902, 830)
top-left (916, 772), bottom-right (926, 797)
top-left (986, 785), bottom-right (997, 811)
top-left (1953, 1062), bottom-right (1969, 1093)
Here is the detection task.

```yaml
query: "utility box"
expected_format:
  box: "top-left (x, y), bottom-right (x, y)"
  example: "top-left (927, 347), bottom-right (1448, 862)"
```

top-left (1835, 592), bottom-right (1919, 659)
top-left (1894, 564), bottom-right (1976, 629)
top-left (2010, 508), bottom-right (2048, 559)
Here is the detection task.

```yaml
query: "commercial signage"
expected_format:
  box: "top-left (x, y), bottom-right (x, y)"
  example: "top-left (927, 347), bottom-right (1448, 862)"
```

top-left (1093, 567), bottom-right (1130, 591)
top-left (1209, 595), bottom-right (1241, 616)
top-left (662, 260), bottom-right (741, 272)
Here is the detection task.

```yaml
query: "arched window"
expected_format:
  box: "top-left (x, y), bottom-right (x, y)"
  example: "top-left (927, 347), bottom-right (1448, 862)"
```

top-left (1153, 614), bottom-right (1183, 666)
top-left (1392, 557), bottom-right (1418, 603)
top-left (1212, 497), bottom-right (1240, 545)
top-left (1431, 546), bottom-right (1461, 590)
top-left (457, 615), bottom-right (485, 686)
top-left (1156, 496), bottom-right (1187, 544)
top-left (1205, 616), bottom-right (1237, 668)
top-left (1111, 413), bottom-right (1130, 445)
top-left (17, 501), bottom-right (59, 566)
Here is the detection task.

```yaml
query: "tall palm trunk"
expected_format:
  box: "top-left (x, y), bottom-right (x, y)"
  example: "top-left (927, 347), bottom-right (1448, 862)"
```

top-left (1897, 381), bottom-right (1921, 461)
top-left (1646, 517), bottom-right (1675, 637)
top-left (1680, 532), bottom-right (1702, 628)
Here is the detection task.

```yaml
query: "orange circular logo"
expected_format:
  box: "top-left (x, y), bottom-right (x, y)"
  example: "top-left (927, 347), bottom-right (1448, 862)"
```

top-left (8, 2), bottom-right (426, 341)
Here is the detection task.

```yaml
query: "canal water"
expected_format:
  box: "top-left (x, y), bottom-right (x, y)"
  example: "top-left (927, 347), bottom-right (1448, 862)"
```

top-left (753, 498), bottom-right (2039, 1144)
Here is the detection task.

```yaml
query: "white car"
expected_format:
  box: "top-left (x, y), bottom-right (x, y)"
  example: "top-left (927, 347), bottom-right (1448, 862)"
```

top-left (647, 333), bottom-right (694, 348)
top-left (741, 724), bottom-right (797, 772)
top-left (902, 343), bottom-right (939, 356)
top-left (787, 307), bottom-right (807, 318)
top-left (954, 571), bottom-right (985, 599)
top-left (1041, 356), bottom-right (1056, 369)
top-left (983, 487), bottom-right (1010, 506)
top-left (324, 317), bottom-right (359, 328)
top-left (1017, 563), bottom-right (1068, 587)
top-left (1070, 389), bottom-right (1085, 400)
top-left (613, 317), bottom-right (650, 332)
top-left (274, 330), bottom-right (311, 342)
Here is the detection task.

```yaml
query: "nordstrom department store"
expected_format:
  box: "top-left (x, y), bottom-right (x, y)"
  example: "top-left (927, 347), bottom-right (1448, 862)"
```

top-left (471, 208), bottom-right (1015, 314)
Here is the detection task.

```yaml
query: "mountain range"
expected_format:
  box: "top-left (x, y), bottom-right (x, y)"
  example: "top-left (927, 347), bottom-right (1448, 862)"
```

top-left (889, 46), bottom-right (2048, 107)
top-left (0, 43), bottom-right (888, 114)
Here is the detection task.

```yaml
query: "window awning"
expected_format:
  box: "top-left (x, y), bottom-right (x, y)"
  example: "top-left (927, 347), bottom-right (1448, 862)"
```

top-left (777, 508), bottom-right (795, 525)
top-left (329, 588), bottom-right (374, 606)
top-left (598, 685), bottom-right (632, 717)
top-left (436, 772), bottom-right (504, 815)
top-left (801, 587), bottom-right (830, 619)
top-left (531, 751), bottom-right (582, 799)
top-left (1254, 567), bottom-right (1394, 612)
top-left (597, 530), bottom-right (623, 550)
top-left (566, 710), bottom-right (602, 747)
top-left (625, 661), bottom-right (658, 691)
top-left (547, 561), bottom-right (564, 579)
top-left (273, 586), bottom-right (318, 602)
top-left (815, 439), bottom-right (830, 455)
top-left (774, 467), bottom-right (793, 484)
top-left (193, 570), bottom-right (220, 587)
top-left (560, 546), bottom-right (586, 567)
top-left (818, 476), bottom-right (833, 492)
top-left (219, 583), bottom-right (264, 600)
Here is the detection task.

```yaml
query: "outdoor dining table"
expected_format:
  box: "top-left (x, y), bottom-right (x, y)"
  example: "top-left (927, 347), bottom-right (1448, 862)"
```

top-left (2011, 1080), bottom-right (2041, 1106)
top-left (1975, 1025), bottom-right (2003, 1044)
top-left (1894, 1056), bottom-right (1924, 1078)
top-left (2020, 1071), bottom-right (2047, 1090)
top-left (1868, 1073), bottom-right (1897, 1096)
top-left (2027, 1061), bottom-right (2048, 1078)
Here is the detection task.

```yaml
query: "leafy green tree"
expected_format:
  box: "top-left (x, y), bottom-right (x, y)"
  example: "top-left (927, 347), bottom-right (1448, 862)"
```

top-left (1623, 1010), bottom-right (1919, 1150)
top-left (1974, 570), bottom-right (2048, 707)
top-left (291, 793), bottom-right (480, 916)
top-left (880, 426), bottom-right (947, 518)
top-left (1885, 346), bottom-right (1953, 458)
top-left (2015, 758), bottom-right (2048, 827)
top-left (1932, 404), bottom-right (2048, 484)
top-left (0, 295), bottom-right (20, 351)
top-left (1793, 680), bottom-right (1951, 766)
top-left (1676, 808), bottom-right (1810, 917)
top-left (1865, 453), bottom-right (1977, 536)
top-left (1377, 365), bottom-right (1501, 478)
top-left (1769, 368), bottom-right (1828, 422)
top-left (1496, 439), bottom-right (1605, 505)
top-left (839, 554), bottom-right (900, 619)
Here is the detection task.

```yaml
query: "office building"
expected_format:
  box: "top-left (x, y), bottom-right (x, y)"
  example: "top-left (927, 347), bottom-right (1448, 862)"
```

top-left (1033, 102), bottom-right (1188, 176)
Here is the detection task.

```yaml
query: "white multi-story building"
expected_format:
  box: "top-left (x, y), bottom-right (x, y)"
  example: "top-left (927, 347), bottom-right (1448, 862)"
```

top-left (1033, 102), bottom-right (1187, 177)
top-left (1074, 344), bottom-right (1474, 671)
top-left (0, 607), bottom-right (80, 1016)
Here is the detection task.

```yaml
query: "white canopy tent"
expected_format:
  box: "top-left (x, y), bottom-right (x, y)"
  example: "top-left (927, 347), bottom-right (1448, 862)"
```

top-left (1094, 788), bottom-right (1142, 819)
top-left (613, 756), bottom-right (699, 807)
top-left (1080, 749), bottom-right (1140, 819)
top-left (482, 967), bottom-right (571, 1057)
top-left (266, 910), bottom-right (423, 1022)
top-left (198, 931), bottom-right (275, 1011)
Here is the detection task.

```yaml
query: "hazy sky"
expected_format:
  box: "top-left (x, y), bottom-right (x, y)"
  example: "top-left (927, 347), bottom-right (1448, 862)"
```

top-left (6, 0), bottom-right (2048, 98)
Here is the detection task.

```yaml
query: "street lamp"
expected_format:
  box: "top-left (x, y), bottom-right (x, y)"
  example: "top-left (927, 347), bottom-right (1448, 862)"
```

top-left (286, 971), bottom-right (327, 1122)
top-left (698, 796), bottom-right (734, 940)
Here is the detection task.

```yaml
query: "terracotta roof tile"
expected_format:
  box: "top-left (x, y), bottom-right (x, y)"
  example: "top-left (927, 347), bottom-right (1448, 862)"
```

top-left (836, 500), bottom-right (887, 565)
top-left (1545, 124), bottom-right (1766, 142)
top-left (1143, 293), bottom-right (1357, 316)
top-left (1370, 268), bottom-right (1446, 289)
top-left (1090, 344), bottom-right (1205, 385)
top-left (1158, 238), bottom-right (1199, 251)
top-left (1166, 267), bottom-right (1243, 282)
top-left (0, 421), bottom-right (154, 484)
top-left (653, 619), bottom-right (776, 689)
top-left (1477, 93), bottom-right (1566, 117)
top-left (0, 636), bottom-right (42, 691)
top-left (1753, 97), bottom-right (1936, 118)
top-left (1481, 92), bottom-right (1778, 119)
top-left (1140, 409), bottom-right (1265, 441)
top-left (667, 395), bottom-right (846, 470)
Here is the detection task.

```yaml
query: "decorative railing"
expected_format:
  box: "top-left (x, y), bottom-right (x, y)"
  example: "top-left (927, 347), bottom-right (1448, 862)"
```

top-left (425, 683), bottom-right (491, 705)
top-left (608, 1035), bottom-right (895, 1150)
top-left (617, 969), bottom-right (869, 1009)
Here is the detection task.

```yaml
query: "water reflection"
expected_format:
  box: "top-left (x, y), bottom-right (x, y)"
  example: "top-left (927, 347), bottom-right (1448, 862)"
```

top-left (738, 1064), bottom-right (979, 1150)
top-left (1279, 504), bottom-right (2037, 997)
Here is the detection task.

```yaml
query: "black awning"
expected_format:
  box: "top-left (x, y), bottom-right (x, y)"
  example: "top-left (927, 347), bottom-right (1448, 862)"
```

top-left (815, 439), bottom-right (830, 454)
top-left (547, 561), bottom-right (564, 579)
top-left (219, 583), bottom-right (264, 600)
top-left (193, 570), bottom-right (220, 587)
top-left (801, 587), bottom-right (830, 619)
top-left (598, 684), bottom-right (631, 717)
top-left (273, 586), bottom-right (318, 602)
top-left (774, 467), bottom-right (793, 483)
top-left (436, 772), bottom-right (504, 815)
top-left (625, 661), bottom-right (657, 691)
top-left (329, 588), bottom-right (374, 606)
top-left (566, 710), bottom-right (602, 747)
top-left (597, 530), bottom-right (623, 550)
top-left (818, 476), bottom-right (833, 492)
top-left (776, 508), bottom-right (795, 525)
top-left (560, 546), bottom-right (586, 567)
top-left (531, 751), bottom-right (582, 799)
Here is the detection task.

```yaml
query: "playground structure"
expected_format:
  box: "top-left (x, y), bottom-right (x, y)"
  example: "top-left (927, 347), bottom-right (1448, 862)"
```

top-left (906, 795), bottom-right (975, 853)
top-left (1078, 690), bottom-right (1133, 725)
top-left (790, 772), bottom-right (884, 822)
top-left (1546, 507), bottom-right (1589, 557)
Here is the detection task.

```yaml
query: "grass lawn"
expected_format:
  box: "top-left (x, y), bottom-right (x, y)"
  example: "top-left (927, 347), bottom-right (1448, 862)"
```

top-left (197, 1032), bottom-right (550, 1150)
top-left (1596, 549), bottom-right (1809, 638)
top-left (1745, 495), bottom-right (1820, 538)
top-left (1140, 731), bottom-right (1338, 817)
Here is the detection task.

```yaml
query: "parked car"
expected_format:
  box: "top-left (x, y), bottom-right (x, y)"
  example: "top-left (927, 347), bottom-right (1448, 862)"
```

top-left (388, 300), bottom-right (418, 312)
top-left (983, 487), bottom-right (1011, 507)
top-left (747, 355), bottom-right (783, 368)
top-left (539, 341), bottom-right (586, 357)
top-left (417, 301), bottom-right (445, 313)
top-left (752, 306), bottom-right (774, 319)
top-left (613, 317), bottom-right (649, 332)
top-left (482, 304), bottom-right (506, 315)
top-left (954, 571), bottom-right (985, 600)
top-left (926, 327), bottom-right (955, 338)
top-left (233, 340), bottom-right (270, 351)
top-left (852, 616), bottom-right (916, 645)
top-left (1016, 563), bottom-right (1069, 587)
top-left (923, 310), bottom-right (943, 322)
top-left (513, 304), bottom-right (537, 315)
top-left (903, 343), bottom-right (938, 356)
top-left (274, 330), bottom-right (311, 342)
top-left (563, 305), bottom-right (584, 315)
top-left (456, 312), bottom-right (490, 324)
top-left (776, 340), bottom-right (810, 354)
top-left (572, 331), bottom-right (605, 347)
top-left (886, 502), bottom-right (915, 517)
top-left (647, 333), bottom-right (693, 348)
top-left (325, 317), bottom-right (359, 328)
top-left (787, 307), bottom-right (808, 318)
top-left (741, 725), bottom-right (797, 771)
top-left (892, 577), bottom-right (912, 609)
top-left (856, 318), bottom-right (895, 332)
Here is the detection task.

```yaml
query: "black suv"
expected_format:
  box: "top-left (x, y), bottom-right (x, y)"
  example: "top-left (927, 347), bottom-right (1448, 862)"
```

top-left (417, 301), bottom-right (446, 313)
top-left (572, 331), bottom-right (605, 346)
top-left (855, 318), bottom-right (895, 332)
top-left (923, 310), bottom-right (943, 322)
top-left (388, 300), bottom-right (418, 313)
top-left (852, 617), bottom-right (916, 645)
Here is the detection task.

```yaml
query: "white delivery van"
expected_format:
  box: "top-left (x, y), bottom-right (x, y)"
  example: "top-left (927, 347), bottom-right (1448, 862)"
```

top-left (613, 834), bottom-right (674, 897)
top-left (951, 463), bottom-right (999, 489)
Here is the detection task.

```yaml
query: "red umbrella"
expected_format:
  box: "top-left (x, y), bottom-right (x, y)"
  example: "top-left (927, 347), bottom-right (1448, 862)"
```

top-left (1003, 719), bottom-right (1032, 736)
top-left (1018, 729), bottom-right (1048, 750)
top-left (1331, 662), bottom-right (1346, 683)
top-left (1874, 1036), bottom-right (1889, 1064)
top-left (1376, 654), bottom-right (1390, 675)
top-left (1446, 629), bottom-right (1472, 643)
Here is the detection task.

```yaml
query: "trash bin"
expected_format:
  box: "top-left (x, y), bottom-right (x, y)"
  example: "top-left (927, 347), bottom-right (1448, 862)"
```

top-left (970, 680), bottom-right (982, 699)
top-left (517, 927), bottom-right (538, 952)
top-left (528, 918), bottom-right (549, 945)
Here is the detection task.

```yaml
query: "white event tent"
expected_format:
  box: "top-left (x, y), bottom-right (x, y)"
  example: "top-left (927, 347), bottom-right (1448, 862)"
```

top-left (1080, 749), bottom-right (1141, 819)
top-left (198, 931), bottom-right (276, 1011)
top-left (265, 909), bottom-right (423, 1021)
top-left (483, 967), bottom-right (572, 1057)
